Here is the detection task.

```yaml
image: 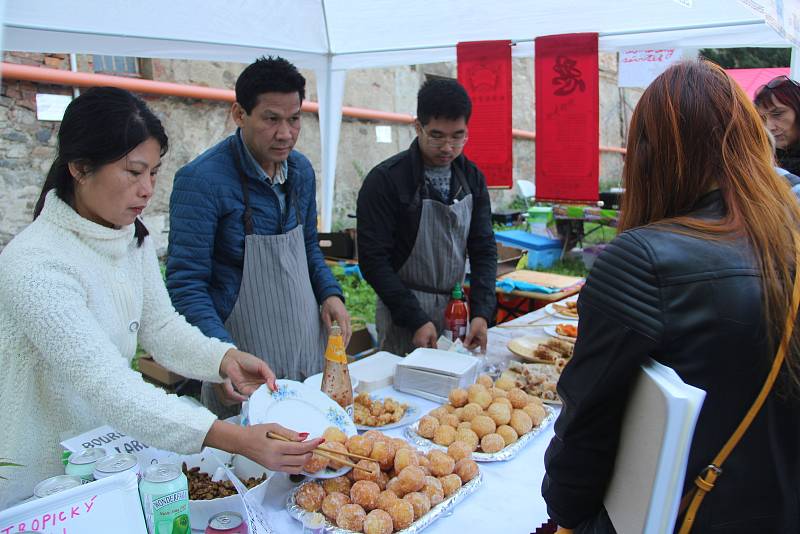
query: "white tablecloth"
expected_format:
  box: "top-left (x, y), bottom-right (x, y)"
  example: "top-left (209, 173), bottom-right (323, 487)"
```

top-left (258, 299), bottom-right (576, 534)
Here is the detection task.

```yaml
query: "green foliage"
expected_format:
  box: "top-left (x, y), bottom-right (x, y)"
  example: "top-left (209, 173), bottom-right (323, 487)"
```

top-left (700, 47), bottom-right (791, 69)
top-left (330, 264), bottom-right (377, 326)
top-left (535, 256), bottom-right (589, 277)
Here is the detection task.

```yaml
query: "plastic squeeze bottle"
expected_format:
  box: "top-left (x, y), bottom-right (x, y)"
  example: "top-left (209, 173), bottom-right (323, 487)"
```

top-left (320, 322), bottom-right (354, 416)
top-left (444, 283), bottom-right (469, 342)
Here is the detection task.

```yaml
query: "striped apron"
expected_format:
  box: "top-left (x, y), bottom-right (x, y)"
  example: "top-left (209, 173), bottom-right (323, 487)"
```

top-left (376, 173), bottom-right (473, 356)
top-left (201, 145), bottom-right (326, 418)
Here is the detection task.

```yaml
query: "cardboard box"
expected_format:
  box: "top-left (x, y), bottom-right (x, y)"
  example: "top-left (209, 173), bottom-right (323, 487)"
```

top-left (346, 327), bottom-right (375, 357)
top-left (138, 355), bottom-right (185, 386)
top-left (497, 242), bottom-right (524, 277)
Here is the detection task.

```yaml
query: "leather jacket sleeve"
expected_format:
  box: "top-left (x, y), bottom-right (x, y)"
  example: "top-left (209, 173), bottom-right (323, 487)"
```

top-left (542, 231), bottom-right (662, 528)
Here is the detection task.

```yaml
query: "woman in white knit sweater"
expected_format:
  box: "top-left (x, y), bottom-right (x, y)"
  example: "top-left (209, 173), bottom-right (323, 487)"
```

top-left (0, 87), bottom-right (323, 507)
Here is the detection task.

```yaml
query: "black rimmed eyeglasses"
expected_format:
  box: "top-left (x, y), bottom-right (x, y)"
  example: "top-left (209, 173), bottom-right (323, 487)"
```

top-left (756, 75), bottom-right (800, 97)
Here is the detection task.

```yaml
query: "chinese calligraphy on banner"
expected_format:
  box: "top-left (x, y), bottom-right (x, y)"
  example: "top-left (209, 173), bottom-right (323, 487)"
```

top-left (618, 47), bottom-right (686, 88)
top-left (457, 40), bottom-right (513, 188)
top-left (535, 33), bottom-right (599, 203)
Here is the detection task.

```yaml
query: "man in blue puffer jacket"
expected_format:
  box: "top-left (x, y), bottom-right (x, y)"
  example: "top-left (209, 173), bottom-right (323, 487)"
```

top-left (167, 56), bottom-right (349, 417)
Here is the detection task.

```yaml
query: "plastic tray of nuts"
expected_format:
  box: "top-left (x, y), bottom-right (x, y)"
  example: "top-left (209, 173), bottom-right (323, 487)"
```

top-left (403, 404), bottom-right (556, 462)
top-left (286, 472), bottom-right (483, 534)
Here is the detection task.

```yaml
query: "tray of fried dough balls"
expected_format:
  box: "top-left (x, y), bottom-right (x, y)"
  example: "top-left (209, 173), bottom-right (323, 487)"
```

top-left (287, 428), bottom-right (482, 533)
top-left (403, 374), bottom-right (556, 462)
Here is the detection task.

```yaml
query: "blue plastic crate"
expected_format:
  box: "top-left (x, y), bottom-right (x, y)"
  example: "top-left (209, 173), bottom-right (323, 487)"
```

top-left (495, 230), bottom-right (562, 269)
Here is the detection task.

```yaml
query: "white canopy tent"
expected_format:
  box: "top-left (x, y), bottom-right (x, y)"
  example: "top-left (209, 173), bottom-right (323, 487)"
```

top-left (1, 0), bottom-right (793, 230)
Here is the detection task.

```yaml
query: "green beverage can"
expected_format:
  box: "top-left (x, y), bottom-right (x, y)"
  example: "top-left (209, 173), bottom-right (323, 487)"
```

top-left (139, 463), bottom-right (190, 534)
top-left (64, 447), bottom-right (107, 482)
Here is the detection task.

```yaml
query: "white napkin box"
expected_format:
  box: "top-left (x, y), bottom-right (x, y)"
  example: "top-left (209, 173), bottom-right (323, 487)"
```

top-left (349, 351), bottom-right (403, 393)
top-left (393, 348), bottom-right (480, 403)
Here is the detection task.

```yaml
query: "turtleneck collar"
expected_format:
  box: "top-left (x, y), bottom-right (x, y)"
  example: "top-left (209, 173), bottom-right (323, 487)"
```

top-left (38, 190), bottom-right (136, 260)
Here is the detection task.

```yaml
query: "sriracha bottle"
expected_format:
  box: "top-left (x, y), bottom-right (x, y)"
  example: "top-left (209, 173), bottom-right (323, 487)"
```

top-left (444, 283), bottom-right (469, 342)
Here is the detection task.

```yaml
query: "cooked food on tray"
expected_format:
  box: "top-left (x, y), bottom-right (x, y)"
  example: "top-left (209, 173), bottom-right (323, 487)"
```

top-left (552, 300), bottom-right (579, 318)
top-left (183, 463), bottom-right (267, 500)
top-left (505, 361), bottom-right (563, 403)
top-left (508, 335), bottom-right (575, 363)
top-left (555, 323), bottom-right (578, 338)
top-left (354, 392), bottom-right (409, 427)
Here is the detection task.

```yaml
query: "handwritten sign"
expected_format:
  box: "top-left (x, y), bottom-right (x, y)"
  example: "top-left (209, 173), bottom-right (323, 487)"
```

top-left (60, 425), bottom-right (178, 468)
top-left (618, 47), bottom-right (685, 88)
top-left (0, 472), bottom-right (146, 534)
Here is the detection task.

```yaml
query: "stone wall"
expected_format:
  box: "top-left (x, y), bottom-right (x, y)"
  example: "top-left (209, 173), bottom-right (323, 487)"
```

top-left (0, 52), bottom-right (641, 251)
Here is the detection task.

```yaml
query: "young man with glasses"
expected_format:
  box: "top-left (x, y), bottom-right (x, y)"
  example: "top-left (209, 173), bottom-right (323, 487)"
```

top-left (356, 79), bottom-right (497, 355)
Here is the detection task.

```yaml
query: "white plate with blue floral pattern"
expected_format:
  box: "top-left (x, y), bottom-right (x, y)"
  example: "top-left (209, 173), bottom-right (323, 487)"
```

top-left (246, 379), bottom-right (357, 479)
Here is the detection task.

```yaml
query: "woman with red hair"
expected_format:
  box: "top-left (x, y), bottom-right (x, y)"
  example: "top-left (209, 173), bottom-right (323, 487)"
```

top-left (755, 75), bottom-right (800, 175)
top-left (542, 60), bottom-right (800, 533)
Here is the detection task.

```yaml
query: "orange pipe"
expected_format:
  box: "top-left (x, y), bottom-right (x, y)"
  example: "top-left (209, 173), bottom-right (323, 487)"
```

top-left (1, 62), bottom-right (626, 154)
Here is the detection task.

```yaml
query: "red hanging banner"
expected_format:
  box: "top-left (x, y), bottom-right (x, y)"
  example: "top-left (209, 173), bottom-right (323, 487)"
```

top-left (535, 33), bottom-right (599, 202)
top-left (457, 40), bottom-right (513, 189)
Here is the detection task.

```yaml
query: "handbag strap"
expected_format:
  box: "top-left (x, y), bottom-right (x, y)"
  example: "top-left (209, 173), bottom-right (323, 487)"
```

top-left (677, 232), bottom-right (800, 534)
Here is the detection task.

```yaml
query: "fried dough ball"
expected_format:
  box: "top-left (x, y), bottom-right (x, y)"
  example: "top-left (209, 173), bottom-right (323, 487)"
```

top-left (397, 465), bottom-right (425, 494)
top-left (467, 383), bottom-right (488, 399)
top-left (323, 426), bottom-right (348, 445)
top-left (416, 454), bottom-right (431, 475)
top-left (527, 393), bottom-right (544, 407)
top-left (457, 421), bottom-right (472, 431)
top-left (428, 407), bottom-right (448, 421)
top-left (394, 447), bottom-right (419, 473)
top-left (422, 475), bottom-right (445, 506)
top-left (470, 415), bottom-right (497, 438)
top-left (439, 473), bottom-right (463, 497)
top-left (492, 397), bottom-right (513, 409)
top-left (523, 403), bottom-right (547, 426)
top-left (496, 424), bottom-right (519, 446)
top-left (363, 429), bottom-right (385, 444)
top-left (403, 491), bottom-right (432, 520)
top-left (322, 441), bottom-right (350, 470)
top-left (476, 374), bottom-right (494, 389)
top-left (427, 450), bottom-right (455, 477)
top-left (454, 427), bottom-right (480, 451)
top-left (303, 452), bottom-right (329, 474)
top-left (351, 480), bottom-right (381, 511)
top-left (295, 482), bottom-right (325, 512)
top-left (489, 387), bottom-right (508, 399)
top-left (363, 509), bottom-right (394, 534)
top-left (510, 410), bottom-right (534, 435)
top-left (468, 389), bottom-right (493, 410)
top-left (494, 376), bottom-right (516, 391)
top-left (392, 438), bottom-right (411, 451)
top-left (460, 403), bottom-right (483, 422)
top-left (454, 458), bottom-right (479, 484)
top-left (346, 467), bottom-right (357, 482)
top-left (441, 413), bottom-right (460, 428)
top-left (376, 469), bottom-right (390, 491)
top-left (385, 476), bottom-right (405, 497)
top-left (453, 407), bottom-right (465, 420)
top-left (480, 433), bottom-right (505, 453)
top-left (447, 441), bottom-right (473, 463)
top-left (443, 404), bottom-right (456, 414)
top-left (322, 475), bottom-right (352, 495)
top-left (387, 499), bottom-right (415, 530)
top-left (370, 439), bottom-right (396, 471)
top-left (347, 435), bottom-right (374, 457)
top-left (486, 402), bottom-right (512, 426)
top-left (322, 492), bottom-right (351, 520)
top-left (433, 425), bottom-right (457, 446)
top-left (417, 415), bottom-right (440, 439)
top-left (353, 460), bottom-right (381, 483)
top-left (376, 489), bottom-right (399, 511)
top-left (508, 388), bottom-right (530, 409)
top-left (448, 388), bottom-right (469, 408)
top-left (336, 503), bottom-right (367, 531)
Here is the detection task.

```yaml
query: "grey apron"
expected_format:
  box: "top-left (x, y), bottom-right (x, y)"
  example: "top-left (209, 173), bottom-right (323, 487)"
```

top-left (376, 173), bottom-right (473, 355)
top-left (201, 142), bottom-right (326, 418)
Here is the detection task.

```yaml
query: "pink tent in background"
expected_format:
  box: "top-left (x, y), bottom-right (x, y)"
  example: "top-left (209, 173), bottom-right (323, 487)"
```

top-left (726, 67), bottom-right (790, 99)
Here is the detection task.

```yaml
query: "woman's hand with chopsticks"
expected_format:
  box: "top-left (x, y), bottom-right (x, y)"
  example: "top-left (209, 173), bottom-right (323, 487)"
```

top-left (238, 423), bottom-right (323, 474)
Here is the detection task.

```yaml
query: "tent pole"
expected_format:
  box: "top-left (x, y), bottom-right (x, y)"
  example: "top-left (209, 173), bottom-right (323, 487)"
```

top-left (792, 46), bottom-right (800, 81)
top-left (316, 58), bottom-right (345, 232)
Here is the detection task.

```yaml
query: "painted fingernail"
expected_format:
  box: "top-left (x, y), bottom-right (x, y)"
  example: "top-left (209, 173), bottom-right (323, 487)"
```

top-left (298, 432), bottom-right (309, 439)
top-left (318, 438), bottom-right (326, 444)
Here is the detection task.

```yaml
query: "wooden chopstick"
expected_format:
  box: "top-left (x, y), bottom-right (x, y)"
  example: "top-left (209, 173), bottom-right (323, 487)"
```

top-left (318, 445), bottom-right (372, 462)
top-left (497, 323), bottom-right (567, 328)
top-left (266, 432), bottom-right (375, 474)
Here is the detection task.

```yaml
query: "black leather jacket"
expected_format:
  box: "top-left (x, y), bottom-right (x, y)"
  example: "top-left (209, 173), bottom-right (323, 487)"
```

top-left (542, 191), bottom-right (800, 533)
